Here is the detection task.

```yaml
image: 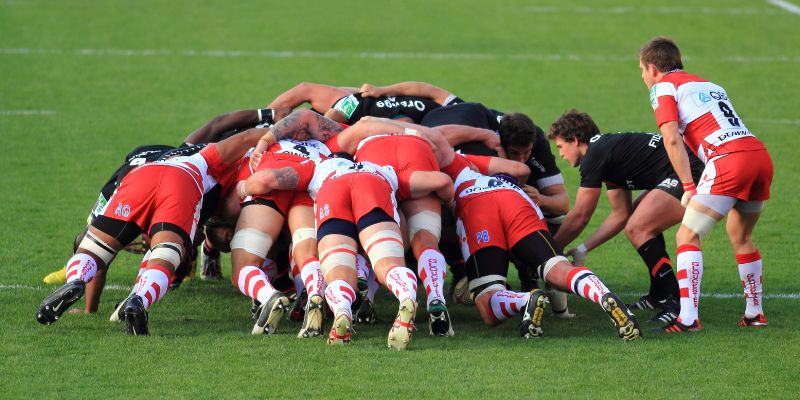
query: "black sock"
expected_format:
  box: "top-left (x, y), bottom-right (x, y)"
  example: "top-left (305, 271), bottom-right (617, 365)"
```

top-left (636, 234), bottom-right (679, 301)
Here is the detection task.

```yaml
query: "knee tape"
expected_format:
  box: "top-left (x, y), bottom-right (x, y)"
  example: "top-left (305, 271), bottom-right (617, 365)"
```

top-left (150, 242), bottom-right (183, 267)
top-left (468, 275), bottom-right (507, 299)
top-left (407, 210), bottom-right (442, 241)
top-left (734, 200), bottom-right (765, 214)
top-left (80, 231), bottom-right (117, 264)
top-left (319, 244), bottom-right (357, 275)
top-left (539, 256), bottom-right (569, 280)
top-left (683, 207), bottom-right (719, 240)
top-left (230, 228), bottom-right (274, 259)
top-left (291, 227), bottom-right (317, 245)
top-left (363, 230), bottom-right (404, 265)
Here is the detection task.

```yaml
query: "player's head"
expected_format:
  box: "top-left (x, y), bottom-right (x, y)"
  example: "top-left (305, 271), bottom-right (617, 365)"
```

top-left (547, 109), bottom-right (598, 167)
top-left (638, 36), bottom-right (683, 89)
top-left (498, 112), bottom-right (539, 163)
top-left (205, 217), bottom-right (235, 253)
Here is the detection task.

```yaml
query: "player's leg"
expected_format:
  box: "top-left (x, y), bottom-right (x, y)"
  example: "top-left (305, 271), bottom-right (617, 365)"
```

top-left (400, 194), bottom-right (453, 337)
top-left (317, 219), bottom-right (360, 346)
top-left (727, 203), bottom-right (768, 326)
top-left (288, 204), bottom-right (326, 338)
top-left (231, 201), bottom-right (290, 335)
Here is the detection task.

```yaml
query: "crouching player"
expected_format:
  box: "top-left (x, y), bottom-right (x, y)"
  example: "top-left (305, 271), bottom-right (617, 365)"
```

top-left (240, 154), bottom-right (452, 349)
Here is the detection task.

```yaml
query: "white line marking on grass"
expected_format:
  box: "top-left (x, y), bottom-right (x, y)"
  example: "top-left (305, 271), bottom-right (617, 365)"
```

top-left (1, 47), bottom-right (798, 64)
top-left (751, 118), bottom-right (800, 125)
top-left (767, 0), bottom-right (800, 14)
top-left (525, 6), bottom-right (783, 15)
top-left (0, 109), bottom-right (56, 116)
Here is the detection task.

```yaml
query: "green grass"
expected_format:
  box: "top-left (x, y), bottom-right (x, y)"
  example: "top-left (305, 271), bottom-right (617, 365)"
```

top-left (2, 0), bottom-right (798, 398)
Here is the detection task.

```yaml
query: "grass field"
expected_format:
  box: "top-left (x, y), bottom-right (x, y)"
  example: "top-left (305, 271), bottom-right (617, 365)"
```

top-left (2, 0), bottom-right (799, 398)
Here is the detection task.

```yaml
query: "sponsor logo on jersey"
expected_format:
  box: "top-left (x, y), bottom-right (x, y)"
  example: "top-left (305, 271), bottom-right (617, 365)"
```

top-left (657, 178), bottom-right (679, 189)
top-left (334, 95), bottom-right (359, 119)
top-left (648, 134), bottom-right (662, 148)
top-left (698, 92), bottom-right (712, 103)
top-left (590, 134), bottom-right (602, 143)
top-left (714, 130), bottom-right (752, 143)
top-left (375, 98), bottom-right (426, 111)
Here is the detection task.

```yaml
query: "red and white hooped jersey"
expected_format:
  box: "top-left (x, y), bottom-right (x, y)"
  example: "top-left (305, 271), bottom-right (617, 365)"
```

top-left (268, 139), bottom-right (332, 162)
top-left (294, 157), bottom-right (399, 200)
top-left (650, 71), bottom-right (765, 162)
top-left (130, 144), bottom-right (229, 197)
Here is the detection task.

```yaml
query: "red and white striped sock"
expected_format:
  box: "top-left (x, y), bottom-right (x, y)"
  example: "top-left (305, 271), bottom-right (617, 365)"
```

top-left (324, 280), bottom-right (355, 319)
top-left (290, 252), bottom-right (304, 296)
top-left (384, 266), bottom-right (418, 303)
top-left (737, 250), bottom-right (763, 318)
top-left (127, 251), bottom-right (151, 295)
top-left (565, 267), bottom-right (610, 305)
top-left (65, 253), bottom-right (98, 284)
top-left (418, 248), bottom-right (447, 307)
top-left (237, 265), bottom-right (278, 304)
top-left (489, 290), bottom-right (530, 322)
top-left (300, 258), bottom-right (324, 297)
top-left (676, 244), bottom-right (703, 325)
top-left (133, 266), bottom-right (172, 309)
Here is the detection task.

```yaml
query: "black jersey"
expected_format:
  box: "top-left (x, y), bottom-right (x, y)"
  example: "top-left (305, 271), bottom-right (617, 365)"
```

top-left (331, 93), bottom-right (446, 124)
top-left (579, 132), bottom-right (704, 192)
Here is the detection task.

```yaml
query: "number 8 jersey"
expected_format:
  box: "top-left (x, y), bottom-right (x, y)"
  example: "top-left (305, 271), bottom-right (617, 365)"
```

top-left (649, 70), bottom-right (766, 162)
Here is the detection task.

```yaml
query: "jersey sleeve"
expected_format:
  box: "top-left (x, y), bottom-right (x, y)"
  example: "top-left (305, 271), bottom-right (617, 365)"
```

top-left (578, 147), bottom-right (606, 188)
top-left (526, 131), bottom-right (563, 189)
top-left (650, 82), bottom-right (679, 127)
top-left (463, 154), bottom-right (492, 175)
top-left (291, 159), bottom-right (316, 191)
top-left (325, 136), bottom-right (344, 153)
top-left (441, 154), bottom-right (472, 180)
top-left (200, 144), bottom-right (228, 179)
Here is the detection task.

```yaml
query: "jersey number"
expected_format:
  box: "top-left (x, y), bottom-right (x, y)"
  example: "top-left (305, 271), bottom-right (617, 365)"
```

top-left (718, 101), bottom-right (740, 127)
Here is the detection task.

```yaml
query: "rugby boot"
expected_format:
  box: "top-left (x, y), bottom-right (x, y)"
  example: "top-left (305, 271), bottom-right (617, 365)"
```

top-left (251, 299), bottom-right (261, 320)
top-left (601, 293), bottom-right (642, 341)
top-left (428, 300), bottom-right (454, 337)
top-left (42, 267), bottom-right (67, 285)
top-left (387, 298), bottom-right (417, 351)
top-left (520, 289), bottom-right (548, 339)
top-left (252, 292), bottom-right (290, 335)
top-left (199, 248), bottom-right (222, 281)
top-left (648, 296), bottom-right (679, 324)
top-left (327, 312), bottom-right (352, 346)
top-left (738, 314), bottom-right (768, 327)
top-left (453, 276), bottom-right (474, 305)
top-left (355, 298), bottom-right (378, 324)
top-left (109, 297), bottom-right (128, 322)
top-left (298, 294), bottom-right (325, 338)
top-left (627, 294), bottom-right (660, 310)
top-left (36, 280), bottom-right (86, 325)
top-left (652, 318), bottom-right (701, 333)
top-left (123, 295), bottom-right (149, 336)
top-left (288, 289), bottom-right (306, 321)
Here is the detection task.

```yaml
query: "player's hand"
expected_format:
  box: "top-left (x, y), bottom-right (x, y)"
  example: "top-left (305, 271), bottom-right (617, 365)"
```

top-left (359, 83), bottom-right (384, 97)
top-left (523, 185), bottom-right (540, 202)
top-left (566, 244), bottom-right (587, 266)
top-left (237, 180), bottom-right (249, 200)
top-left (483, 135), bottom-right (503, 155)
top-left (681, 181), bottom-right (697, 207)
top-left (123, 236), bottom-right (148, 254)
top-left (249, 150), bottom-right (263, 172)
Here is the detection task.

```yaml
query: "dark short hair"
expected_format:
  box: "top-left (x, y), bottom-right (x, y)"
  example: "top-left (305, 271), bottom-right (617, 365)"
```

top-left (498, 113), bottom-right (538, 148)
top-left (547, 109), bottom-right (600, 144)
top-left (638, 36), bottom-right (683, 73)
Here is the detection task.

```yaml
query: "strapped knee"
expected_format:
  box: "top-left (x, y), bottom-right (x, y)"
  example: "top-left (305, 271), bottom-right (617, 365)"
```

top-left (469, 274), bottom-right (507, 300)
top-left (407, 210), bottom-right (442, 241)
top-left (230, 228), bottom-right (274, 259)
top-left (150, 242), bottom-right (183, 268)
top-left (319, 244), bottom-right (357, 275)
top-left (683, 207), bottom-right (718, 240)
top-left (291, 227), bottom-right (317, 246)
top-left (538, 255), bottom-right (569, 280)
top-left (363, 230), bottom-right (404, 266)
top-left (79, 231), bottom-right (117, 264)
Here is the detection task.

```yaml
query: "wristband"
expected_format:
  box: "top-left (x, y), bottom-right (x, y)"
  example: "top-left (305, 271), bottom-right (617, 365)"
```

top-left (260, 131), bottom-right (277, 147)
top-left (682, 181), bottom-right (696, 192)
top-left (576, 243), bottom-right (587, 254)
top-left (258, 108), bottom-right (274, 124)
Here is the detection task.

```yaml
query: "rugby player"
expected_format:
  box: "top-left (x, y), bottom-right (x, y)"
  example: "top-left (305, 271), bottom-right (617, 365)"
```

top-left (639, 37), bottom-right (773, 332)
top-left (548, 109), bottom-right (704, 324)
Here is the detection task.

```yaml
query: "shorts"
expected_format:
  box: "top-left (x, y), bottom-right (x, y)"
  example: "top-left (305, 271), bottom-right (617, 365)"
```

top-left (314, 172), bottom-right (398, 228)
top-left (698, 149), bottom-right (773, 201)
top-left (455, 190), bottom-right (548, 261)
top-left (355, 135), bottom-right (438, 201)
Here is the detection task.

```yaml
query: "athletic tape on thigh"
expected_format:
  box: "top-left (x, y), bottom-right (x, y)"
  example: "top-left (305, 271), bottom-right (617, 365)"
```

top-left (541, 255), bottom-right (569, 279)
top-left (319, 244), bottom-right (357, 275)
top-left (80, 231), bottom-right (117, 264)
top-left (468, 274), bottom-right (507, 299)
top-left (291, 227), bottom-right (317, 245)
top-left (682, 207), bottom-right (719, 240)
top-left (150, 242), bottom-right (183, 267)
top-left (230, 228), bottom-right (273, 259)
top-left (363, 229), bottom-right (404, 264)
top-left (692, 194), bottom-right (737, 216)
top-left (407, 210), bottom-right (442, 240)
top-left (734, 200), bottom-right (765, 214)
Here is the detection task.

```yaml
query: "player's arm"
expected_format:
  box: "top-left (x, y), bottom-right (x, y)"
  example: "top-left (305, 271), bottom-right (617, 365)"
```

top-left (332, 117), bottom-right (408, 154)
top-left (482, 156), bottom-right (530, 183)
top-left (239, 166), bottom-right (301, 198)
top-left (360, 81), bottom-right (457, 105)
top-left (553, 187), bottom-right (602, 248)
top-left (659, 121), bottom-right (695, 204)
top-left (214, 128), bottom-right (275, 165)
top-left (436, 124), bottom-right (503, 155)
top-left (269, 108), bottom-right (344, 142)
top-left (580, 188), bottom-right (633, 250)
top-left (409, 171), bottom-right (454, 204)
top-left (183, 109), bottom-right (266, 145)
top-left (523, 183), bottom-right (569, 216)
top-left (268, 82), bottom-right (350, 121)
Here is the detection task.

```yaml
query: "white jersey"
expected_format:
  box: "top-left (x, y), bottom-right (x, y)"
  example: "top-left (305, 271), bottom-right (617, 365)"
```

top-left (305, 158), bottom-right (398, 200)
top-left (271, 139), bottom-right (331, 160)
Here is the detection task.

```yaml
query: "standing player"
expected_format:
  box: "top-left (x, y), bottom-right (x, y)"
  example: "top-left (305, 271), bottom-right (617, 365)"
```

top-left (547, 109), bottom-right (704, 324)
top-left (639, 37), bottom-right (773, 332)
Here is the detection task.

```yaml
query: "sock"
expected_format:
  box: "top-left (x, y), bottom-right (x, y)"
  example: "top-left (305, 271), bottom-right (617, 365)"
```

top-left (260, 258), bottom-right (278, 280)
top-left (489, 290), bottom-right (530, 322)
top-left (133, 266), bottom-right (171, 309)
top-left (237, 265), bottom-right (277, 305)
top-left (290, 255), bottom-right (304, 296)
top-left (418, 248), bottom-right (447, 307)
top-left (300, 258), bottom-right (324, 297)
top-left (637, 234), bottom-right (679, 300)
top-left (737, 251), bottom-right (763, 318)
top-left (65, 253), bottom-right (98, 284)
top-left (356, 254), bottom-right (369, 281)
top-left (324, 280), bottom-right (355, 319)
top-left (128, 251), bottom-right (151, 295)
top-left (384, 266), bottom-right (418, 302)
top-left (676, 244), bottom-right (703, 325)
top-left (565, 267), bottom-right (611, 305)
top-left (367, 268), bottom-right (379, 303)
